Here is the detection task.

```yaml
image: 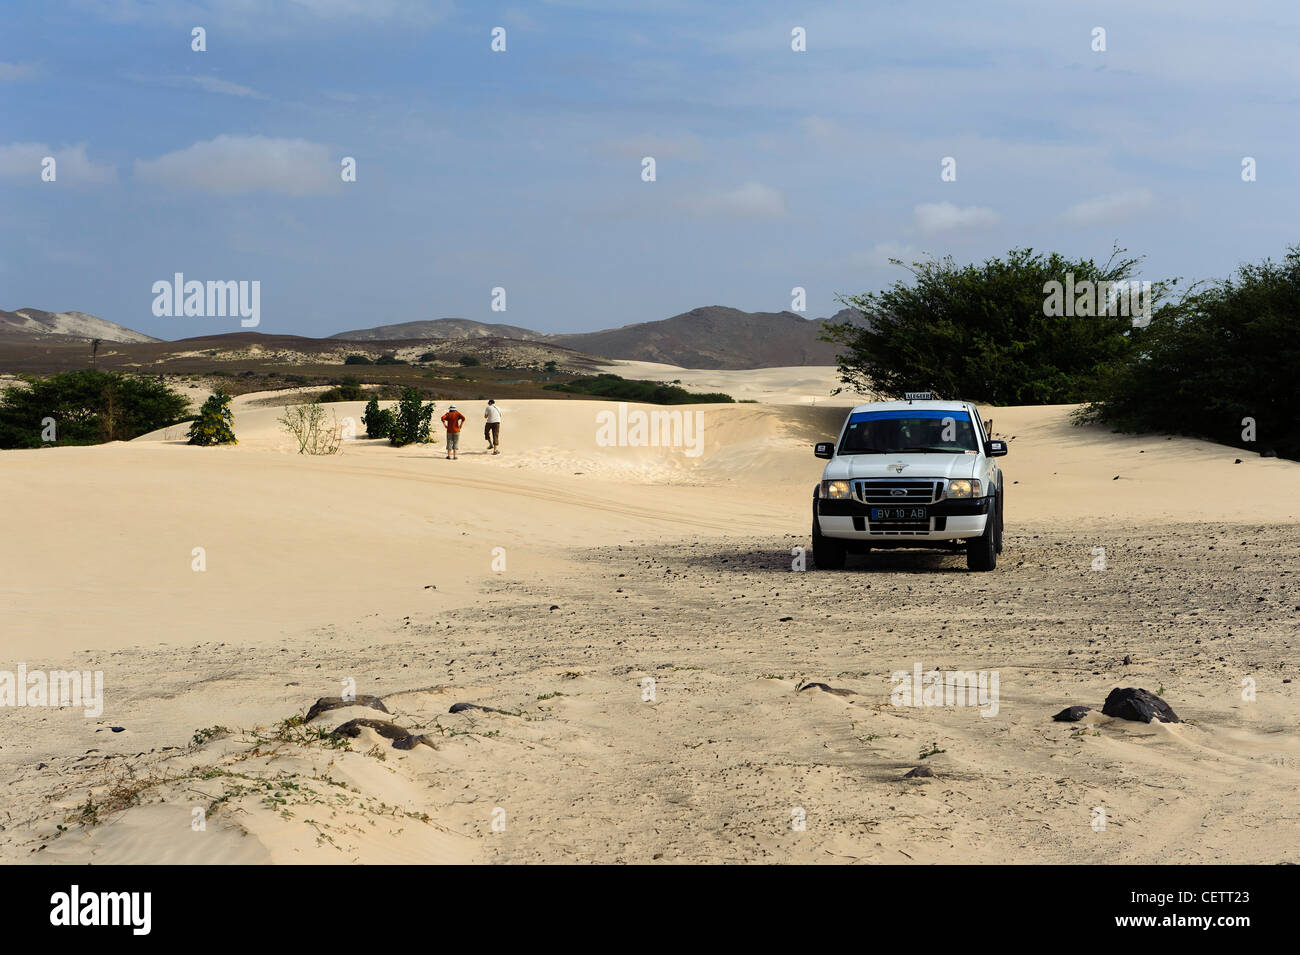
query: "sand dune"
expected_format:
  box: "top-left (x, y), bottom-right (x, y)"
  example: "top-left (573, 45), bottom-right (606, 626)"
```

top-left (2, 370), bottom-right (1296, 864)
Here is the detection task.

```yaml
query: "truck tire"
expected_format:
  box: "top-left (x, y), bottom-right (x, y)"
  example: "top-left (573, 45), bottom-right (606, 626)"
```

top-left (994, 489), bottom-right (1004, 555)
top-left (966, 496), bottom-right (998, 571)
top-left (812, 516), bottom-right (846, 570)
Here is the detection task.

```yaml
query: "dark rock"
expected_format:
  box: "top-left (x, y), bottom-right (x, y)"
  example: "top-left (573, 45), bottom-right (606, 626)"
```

top-left (1122, 655), bottom-right (1132, 665)
top-left (331, 718), bottom-right (434, 750)
top-left (304, 694), bottom-right (389, 722)
top-left (549, 604), bottom-right (560, 611)
top-left (1052, 705), bottom-right (1091, 722)
top-left (1234, 459), bottom-right (1243, 464)
top-left (109, 726), bottom-right (125, 733)
top-left (1102, 687), bottom-right (1180, 723)
top-left (448, 702), bottom-right (512, 715)
top-left (798, 682), bottom-right (855, 697)
top-left (904, 766), bottom-right (934, 778)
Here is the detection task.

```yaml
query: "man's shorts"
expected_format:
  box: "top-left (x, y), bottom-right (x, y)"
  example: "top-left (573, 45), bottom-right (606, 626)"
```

top-left (446, 432), bottom-right (460, 450)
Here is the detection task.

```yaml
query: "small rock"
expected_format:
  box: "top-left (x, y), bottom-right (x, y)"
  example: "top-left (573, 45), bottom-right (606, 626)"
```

top-left (448, 702), bottom-right (513, 715)
top-left (549, 604), bottom-right (560, 611)
top-left (305, 695), bottom-right (389, 722)
top-left (798, 682), bottom-right (854, 697)
top-left (1234, 458), bottom-right (1242, 464)
top-left (1102, 687), bottom-right (1180, 723)
top-left (1052, 705), bottom-right (1091, 722)
top-left (904, 766), bottom-right (934, 778)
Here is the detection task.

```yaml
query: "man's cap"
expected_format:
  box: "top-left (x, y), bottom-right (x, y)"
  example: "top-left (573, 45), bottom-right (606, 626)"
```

top-left (448, 404), bottom-right (457, 410)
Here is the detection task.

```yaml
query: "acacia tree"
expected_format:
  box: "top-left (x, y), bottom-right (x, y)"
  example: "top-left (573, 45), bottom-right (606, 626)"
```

top-left (1081, 247), bottom-right (1300, 460)
top-left (821, 247), bottom-right (1181, 405)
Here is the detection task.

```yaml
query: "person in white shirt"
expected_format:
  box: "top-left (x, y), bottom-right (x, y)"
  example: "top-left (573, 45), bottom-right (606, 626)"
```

top-left (484, 399), bottom-right (502, 454)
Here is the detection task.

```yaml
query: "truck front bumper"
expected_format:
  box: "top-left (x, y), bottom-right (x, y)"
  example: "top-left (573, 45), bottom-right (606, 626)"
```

top-left (816, 495), bottom-right (993, 543)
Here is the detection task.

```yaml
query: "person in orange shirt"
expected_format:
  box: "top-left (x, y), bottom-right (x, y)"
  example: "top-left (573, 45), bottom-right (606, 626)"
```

top-left (440, 404), bottom-right (466, 460)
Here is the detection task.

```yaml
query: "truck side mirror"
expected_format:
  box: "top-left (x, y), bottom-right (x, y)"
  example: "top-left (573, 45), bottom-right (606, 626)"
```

top-left (986, 440), bottom-right (1008, 457)
top-left (814, 442), bottom-right (835, 459)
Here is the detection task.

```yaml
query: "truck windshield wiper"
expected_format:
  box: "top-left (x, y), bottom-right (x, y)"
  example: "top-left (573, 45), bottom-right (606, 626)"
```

top-left (898, 446), bottom-right (953, 453)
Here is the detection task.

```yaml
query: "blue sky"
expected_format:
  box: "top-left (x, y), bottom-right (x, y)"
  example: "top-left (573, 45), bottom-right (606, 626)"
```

top-left (2, 0), bottom-right (1297, 339)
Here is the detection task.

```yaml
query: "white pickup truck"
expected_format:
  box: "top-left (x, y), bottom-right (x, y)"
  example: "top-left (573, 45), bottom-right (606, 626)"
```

top-left (811, 394), bottom-right (1007, 571)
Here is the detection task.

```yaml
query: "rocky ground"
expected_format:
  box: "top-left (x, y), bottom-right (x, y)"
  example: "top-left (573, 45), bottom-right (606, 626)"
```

top-left (4, 522), bottom-right (1295, 864)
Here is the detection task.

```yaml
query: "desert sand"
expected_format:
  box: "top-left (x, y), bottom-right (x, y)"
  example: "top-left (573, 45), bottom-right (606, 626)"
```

top-left (1, 370), bottom-right (1297, 864)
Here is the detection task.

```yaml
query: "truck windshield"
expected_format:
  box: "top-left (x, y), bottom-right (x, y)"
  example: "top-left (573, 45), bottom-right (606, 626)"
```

top-left (838, 410), bottom-right (979, 454)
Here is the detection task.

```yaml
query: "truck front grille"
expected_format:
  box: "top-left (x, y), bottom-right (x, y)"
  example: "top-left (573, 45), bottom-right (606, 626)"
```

top-left (852, 479), bottom-right (943, 505)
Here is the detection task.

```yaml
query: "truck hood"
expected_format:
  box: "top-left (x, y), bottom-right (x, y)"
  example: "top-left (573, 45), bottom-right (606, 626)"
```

top-left (823, 452), bottom-right (979, 482)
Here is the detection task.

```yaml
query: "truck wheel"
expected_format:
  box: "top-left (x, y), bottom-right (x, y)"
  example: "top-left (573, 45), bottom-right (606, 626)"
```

top-left (812, 518), bottom-right (846, 570)
top-left (994, 491), bottom-right (1004, 555)
top-left (966, 497), bottom-right (998, 571)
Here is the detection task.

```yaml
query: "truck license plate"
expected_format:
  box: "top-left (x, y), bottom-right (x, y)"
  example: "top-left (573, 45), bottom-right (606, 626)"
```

top-left (871, 506), bottom-right (928, 521)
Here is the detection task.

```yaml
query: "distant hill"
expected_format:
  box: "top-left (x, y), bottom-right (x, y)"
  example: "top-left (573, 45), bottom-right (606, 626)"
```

top-left (550, 306), bottom-right (855, 369)
top-left (330, 318), bottom-right (544, 342)
top-left (0, 308), bottom-right (159, 344)
top-left (1, 304), bottom-right (864, 368)
top-left (329, 306), bottom-right (861, 369)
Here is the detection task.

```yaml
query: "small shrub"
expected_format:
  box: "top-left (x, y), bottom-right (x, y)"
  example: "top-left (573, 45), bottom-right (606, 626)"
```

top-left (279, 400), bottom-right (342, 455)
top-left (457, 355), bottom-right (481, 367)
top-left (187, 391), bottom-right (237, 446)
top-left (344, 354), bottom-right (373, 365)
top-left (362, 396), bottom-right (394, 439)
top-left (388, 388), bottom-right (434, 446)
top-left (376, 354), bottom-right (407, 365)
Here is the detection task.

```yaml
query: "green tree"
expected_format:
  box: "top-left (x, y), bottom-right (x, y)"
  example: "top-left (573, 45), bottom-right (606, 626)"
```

top-left (187, 391), bottom-right (237, 446)
top-left (821, 247), bottom-right (1178, 404)
top-left (1081, 247), bottom-right (1300, 460)
top-left (388, 388), bottom-right (434, 446)
top-left (362, 396), bottom-right (394, 439)
top-left (0, 370), bottom-right (190, 449)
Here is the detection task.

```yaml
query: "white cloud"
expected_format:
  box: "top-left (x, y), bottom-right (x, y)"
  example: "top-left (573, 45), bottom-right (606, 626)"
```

top-left (841, 241), bottom-right (918, 270)
top-left (598, 134), bottom-right (702, 161)
top-left (0, 61), bottom-right (38, 81)
top-left (133, 134), bottom-right (339, 195)
top-left (1062, 189), bottom-right (1155, 226)
top-left (0, 142), bottom-right (115, 184)
top-left (913, 201), bottom-right (999, 234)
top-left (186, 75), bottom-right (269, 99)
top-left (128, 73), bottom-right (269, 99)
top-left (680, 181), bottom-right (787, 220)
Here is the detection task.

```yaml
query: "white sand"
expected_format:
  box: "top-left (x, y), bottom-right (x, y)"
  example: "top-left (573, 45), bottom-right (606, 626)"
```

top-left (2, 369), bottom-right (1297, 864)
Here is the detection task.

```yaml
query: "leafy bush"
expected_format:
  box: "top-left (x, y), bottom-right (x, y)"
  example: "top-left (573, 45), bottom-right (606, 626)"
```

top-left (278, 400), bottom-right (341, 455)
top-left (1081, 247), bottom-right (1300, 460)
top-left (344, 354), bottom-right (373, 365)
top-left (318, 376), bottom-right (366, 402)
top-left (457, 355), bottom-right (482, 367)
top-left (387, 388), bottom-right (434, 446)
top-left (187, 391), bottom-right (237, 446)
top-left (418, 352), bottom-right (439, 362)
top-left (543, 373), bottom-right (733, 404)
top-left (0, 370), bottom-right (190, 449)
top-left (822, 247), bottom-right (1177, 405)
top-left (376, 354), bottom-right (407, 365)
top-left (362, 396), bottom-right (394, 439)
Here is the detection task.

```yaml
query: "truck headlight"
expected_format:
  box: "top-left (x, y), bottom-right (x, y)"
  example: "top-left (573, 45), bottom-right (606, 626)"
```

top-left (820, 480), bottom-right (852, 499)
top-left (946, 479), bottom-right (981, 499)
